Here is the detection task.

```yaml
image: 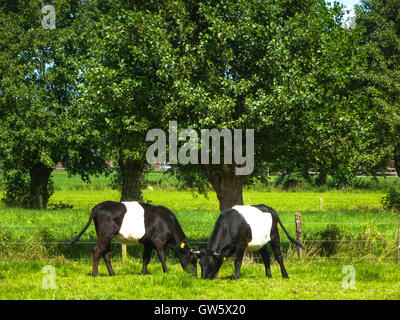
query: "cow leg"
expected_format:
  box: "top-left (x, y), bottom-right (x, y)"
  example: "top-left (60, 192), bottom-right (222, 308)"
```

top-left (103, 241), bottom-right (115, 276)
top-left (92, 235), bottom-right (114, 277)
top-left (92, 241), bottom-right (105, 277)
top-left (154, 241), bottom-right (168, 273)
top-left (140, 242), bottom-right (153, 275)
top-left (259, 245), bottom-right (272, 278)
top-left (269, 234), bottom-right (289, 279)
top-left (234, 246), bottom-right (246, 280)
top-left (92, 221), bottom-right (117, 277)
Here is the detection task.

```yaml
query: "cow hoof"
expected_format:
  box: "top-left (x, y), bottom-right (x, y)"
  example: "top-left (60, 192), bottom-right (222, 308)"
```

top-left (91, 273), bottom-right (98, 277)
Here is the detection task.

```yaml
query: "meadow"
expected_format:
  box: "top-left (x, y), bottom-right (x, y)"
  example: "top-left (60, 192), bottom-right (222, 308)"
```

top-left (0, 171), bottom-right (399, 300)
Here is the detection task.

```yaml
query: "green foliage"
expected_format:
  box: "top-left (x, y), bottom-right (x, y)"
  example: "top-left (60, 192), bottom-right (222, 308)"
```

top-left (317, 224), bottom-right (342, 257)
top-left (330, 166), bottom-right (358, 190)
top-left (26, 228), bottom-right (59, 259)
top-left (109, 169), bottom-right (123, 192)
top-left (0, 0), bottom-right (397, 209)
top-left (173, 165), bottom-right (211, 197)
top-left (70, 1), bottom-right (177, 200)
top-left (381, 187), bottom-right (400, 211)
top-left (162, 0), bottom-right (371, 202)
top-left (0, 0), bottom-right (103, 208)
top-left (0, 228), bottom-right (13, 255)
top-left (1, 171), bottom-right (31, 207)
top-left (274, 172), bottom-right (309, 190)
top-left (355, 0), bottom-right (400, 174)
top-left (1, 170), bottom-right (54, 208)
top-left (353, 223), bottom-right (389, 256)
top-left (304, 222), bottom-right (396, 259)
top-left (0, 227), bottom-right (60, 260)
top-left (47, 202), bottom-right (74, 210)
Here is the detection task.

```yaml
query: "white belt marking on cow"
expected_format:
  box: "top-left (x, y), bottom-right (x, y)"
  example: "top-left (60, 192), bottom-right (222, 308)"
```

top-left (114, 201), bottom-right (146, 245)
top-left (233, 205), bottom-right (273, 251)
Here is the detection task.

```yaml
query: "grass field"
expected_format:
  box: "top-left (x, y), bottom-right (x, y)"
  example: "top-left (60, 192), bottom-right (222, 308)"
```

top-left (1, 258), bottom-right (399, 300)
top-left (0, 171), bottom-right (399, 300)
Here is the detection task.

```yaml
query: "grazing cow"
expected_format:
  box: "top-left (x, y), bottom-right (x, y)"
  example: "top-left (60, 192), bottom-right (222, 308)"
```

top-left (66, 201), bottom-right (198, 277)
top-left (198, 204), bottom-right (303, 280)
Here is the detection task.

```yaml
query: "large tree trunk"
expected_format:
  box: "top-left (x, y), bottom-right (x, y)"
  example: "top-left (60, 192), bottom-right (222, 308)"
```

top-left (119, 158), bottom-right (145, 202)
top-left (29, 163), bottom-right (53, 209)
top-left (203, 164), bottom-right (247, 211)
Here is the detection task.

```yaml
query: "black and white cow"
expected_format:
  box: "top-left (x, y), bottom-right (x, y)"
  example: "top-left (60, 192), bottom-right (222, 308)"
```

top-left (198, 204), bottom-right (303, 280)
top-left (66, 201), bottom-right (198, 277)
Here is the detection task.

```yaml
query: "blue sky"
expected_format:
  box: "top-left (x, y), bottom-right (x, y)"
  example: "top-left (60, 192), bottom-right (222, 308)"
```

top-left (338, 0), bottom-right (360, 8)
top-left (333, 0), bottom-right (360, 18)
top-left (335, 0), bottom-right (360, 11)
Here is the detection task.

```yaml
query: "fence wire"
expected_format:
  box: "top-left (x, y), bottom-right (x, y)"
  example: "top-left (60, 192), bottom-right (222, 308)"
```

top-left (2, 239), bottom-right (399, 244)
top-left (1, 201), bottom-right (399, 261)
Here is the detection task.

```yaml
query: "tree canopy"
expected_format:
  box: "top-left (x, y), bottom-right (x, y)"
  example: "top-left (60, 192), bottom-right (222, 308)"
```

top-left (355, 0), bottom-right (400, 175)
top-left (0, 0), bottom-right (104, 208)
top-left (1, 0), bottom-right (399, 210)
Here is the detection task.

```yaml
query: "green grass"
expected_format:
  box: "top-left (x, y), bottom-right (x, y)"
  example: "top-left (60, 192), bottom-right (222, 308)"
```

top-left (0, 258), bottom-right (399, 299)
top-left (1, 170), bottom-right (400, 300)
top-left (5, 170), bottom-right (400, 192)
top-left (45, 188), bottom-right (387, 212)
top-left (0, 205), bottom-right (398, 244)
top-left (45, 170), bottom-right (392, 212)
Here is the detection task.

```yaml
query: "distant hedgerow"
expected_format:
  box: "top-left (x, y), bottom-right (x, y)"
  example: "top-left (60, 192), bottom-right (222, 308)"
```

top-left (381, 187), bottom-right (400, 211)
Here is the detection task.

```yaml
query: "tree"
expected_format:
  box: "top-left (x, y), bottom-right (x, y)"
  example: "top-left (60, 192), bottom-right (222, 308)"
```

top-left (355, 0), bottom-right (400, 176)
top-left (74, 0), bottom-right (174, 201)
top-left (162, 0), bottom-right (366, 209)
top-left (0, 0), bottom-right (107, 208)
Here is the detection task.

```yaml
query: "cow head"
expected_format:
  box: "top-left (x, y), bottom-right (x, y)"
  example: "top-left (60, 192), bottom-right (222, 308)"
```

top-left (198, 248), bottom-right (224, 279)
top-left (177, 241), bottom-right (199, 276)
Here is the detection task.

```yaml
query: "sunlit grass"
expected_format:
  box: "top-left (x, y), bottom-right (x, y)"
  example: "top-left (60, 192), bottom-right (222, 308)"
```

top-left (0, 171), bottom-right (399, 300)
top-left (0, 258), bottom-right (399, 300)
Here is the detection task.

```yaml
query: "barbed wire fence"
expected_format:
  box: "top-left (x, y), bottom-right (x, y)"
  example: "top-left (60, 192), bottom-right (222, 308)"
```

top-left (1, 206), bottom-right (399, 263)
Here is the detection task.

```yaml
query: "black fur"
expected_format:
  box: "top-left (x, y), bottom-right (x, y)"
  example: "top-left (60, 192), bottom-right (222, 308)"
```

top-left (66, 201), bottom-right (198, 277)
top-left (199, 204), bottom-right (303, 280)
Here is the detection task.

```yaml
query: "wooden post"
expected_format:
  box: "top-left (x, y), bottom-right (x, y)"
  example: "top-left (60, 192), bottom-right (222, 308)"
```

top-left (39, 194), bottom-right (43, 209)
top-left (295, 212), bottom-right (302, 259)
top-left (122, 244), bottom-right (127, 262)
top-left (244, 251), bottom-right (254, 262)
top-left (319, 198), bottom-right (323, 211)
top-left (397, 215), bottom-right (400, 264)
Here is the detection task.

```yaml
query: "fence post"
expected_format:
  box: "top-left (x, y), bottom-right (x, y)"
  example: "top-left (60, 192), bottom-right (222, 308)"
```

top-left (295, 212), bottom-right (302, 259)
top-left (397, 215), bottom-right (400, 264)
top-left (39, 194), bottom-right (43, 209)
top-left (319, 198), bottom-right (323, 211)
top-left (122, 244), bottom-right (127, 262)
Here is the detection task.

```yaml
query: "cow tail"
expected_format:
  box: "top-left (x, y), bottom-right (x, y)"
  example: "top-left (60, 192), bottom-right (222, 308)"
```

top-left (273, 209), bottom-right (305, 249)
top-left (65, 207), bottom-right (96, 250)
